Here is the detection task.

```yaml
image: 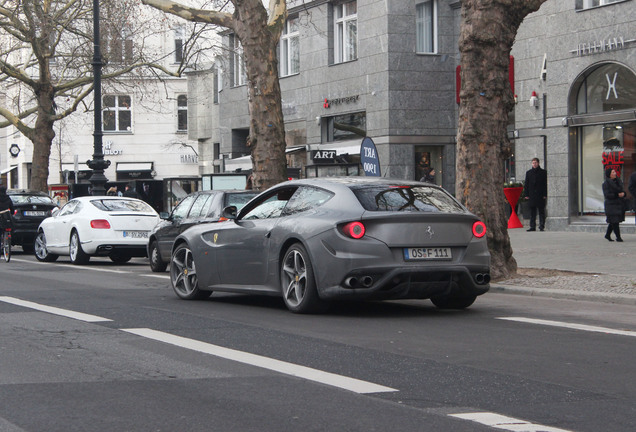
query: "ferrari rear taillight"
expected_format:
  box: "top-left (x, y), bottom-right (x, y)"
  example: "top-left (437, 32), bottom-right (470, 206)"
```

top-left (472, 221), bottom-right (486, 238)
top-left (342, 221), bottom-right (365, 239)
top-left (90, 219), bottom-right (111, 229)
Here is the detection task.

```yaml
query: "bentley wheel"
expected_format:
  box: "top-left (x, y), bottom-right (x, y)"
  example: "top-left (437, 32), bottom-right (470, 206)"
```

top-left (280, 243), bottom-right (326, 314)
top-left (69, 230), bottom-right (90, 265)
top-left (170, 243), bottom-right (211, 300)
top-left (34, 231), bottom-right (58, 262)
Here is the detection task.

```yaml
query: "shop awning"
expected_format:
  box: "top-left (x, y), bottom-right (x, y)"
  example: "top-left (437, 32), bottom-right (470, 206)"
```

top-left (61, 162), bottom-right (90, 172)
top-left (116, 162), bottom-right (153, 172)
top-left (0, 166), bottom-right (17, 175)
top-left (224, 155), bottom-right (252, 172)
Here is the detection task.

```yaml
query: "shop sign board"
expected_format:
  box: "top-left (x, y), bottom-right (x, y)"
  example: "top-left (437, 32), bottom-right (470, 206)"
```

top-left (360, 137), bottom-right (380, 177)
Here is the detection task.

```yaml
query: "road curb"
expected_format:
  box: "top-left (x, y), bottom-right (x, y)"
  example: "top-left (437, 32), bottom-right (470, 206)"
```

top-left (491, 284), bottom-right (636, 306)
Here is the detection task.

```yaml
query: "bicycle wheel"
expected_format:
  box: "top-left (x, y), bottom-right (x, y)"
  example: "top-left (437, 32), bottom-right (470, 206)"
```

top-left (2, 231), bottom-right (10, 263)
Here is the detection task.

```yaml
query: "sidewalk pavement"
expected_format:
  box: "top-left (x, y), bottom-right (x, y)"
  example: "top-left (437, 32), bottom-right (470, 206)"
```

top-left (491, 228), bottom-right (636, 305)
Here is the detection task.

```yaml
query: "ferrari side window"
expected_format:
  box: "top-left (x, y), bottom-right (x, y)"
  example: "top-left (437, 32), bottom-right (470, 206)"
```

top-left (283, 186), bottom-right (334, 216)
top-left (242, 187), bottom-right (298, 220)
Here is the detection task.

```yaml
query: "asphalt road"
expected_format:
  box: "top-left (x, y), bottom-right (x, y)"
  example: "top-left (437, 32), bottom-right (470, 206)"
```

top-left (1, 252), bottom-right (635, 432)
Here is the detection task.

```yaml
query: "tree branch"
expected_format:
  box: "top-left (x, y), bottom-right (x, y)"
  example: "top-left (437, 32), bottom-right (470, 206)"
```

top-left (141, 0), bottom-right (235, 30)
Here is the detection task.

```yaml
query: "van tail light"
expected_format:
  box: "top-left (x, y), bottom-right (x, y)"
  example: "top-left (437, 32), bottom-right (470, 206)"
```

top-left (342, 221), bottom-right (365, 239)
top-left (472, 221), bottom-right (486, 238)
top-left (90, 219), bottom-right (111, 229)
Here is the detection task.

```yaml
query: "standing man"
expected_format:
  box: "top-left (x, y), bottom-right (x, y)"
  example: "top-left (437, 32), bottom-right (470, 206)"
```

top-left (524, 157), bottom-right (547, 231)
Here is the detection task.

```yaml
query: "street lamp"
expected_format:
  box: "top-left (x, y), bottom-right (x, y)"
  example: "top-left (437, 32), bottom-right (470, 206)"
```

top-left (86, 0), bottom-right (110, 195)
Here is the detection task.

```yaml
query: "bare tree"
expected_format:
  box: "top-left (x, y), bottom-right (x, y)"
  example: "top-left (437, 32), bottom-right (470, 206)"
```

top-left (141, 0), bottom-right (288, 191)
top-left (0, 0), bottom-right (217, 192)
top-left (457, 0), bottom-right (548, 280)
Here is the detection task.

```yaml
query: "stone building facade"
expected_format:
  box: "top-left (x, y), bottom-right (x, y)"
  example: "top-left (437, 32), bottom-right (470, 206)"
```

top-left (189, 0), bottom-right (636, 231)
top-left (511, 0), bottom-right (636, 231)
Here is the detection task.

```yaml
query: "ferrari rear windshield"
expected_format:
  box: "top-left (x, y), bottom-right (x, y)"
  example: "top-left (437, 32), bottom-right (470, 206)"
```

top-left (351, 185), bottom-right (467, 213)
top-left (90, 199), bottom-right (155, 213)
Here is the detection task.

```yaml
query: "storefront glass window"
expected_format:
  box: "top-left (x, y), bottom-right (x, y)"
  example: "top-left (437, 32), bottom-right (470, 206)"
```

top-left (576, 63), bottom-right (636, 114)
top-left (580, 122), bottom-right (636, 213)
top-left (576, 63), bottom-right (636, 214)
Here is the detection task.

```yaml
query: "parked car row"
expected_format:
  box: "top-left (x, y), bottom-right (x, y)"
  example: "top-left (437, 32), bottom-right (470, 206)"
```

top-left (26, 178), bottom-right (491, 313)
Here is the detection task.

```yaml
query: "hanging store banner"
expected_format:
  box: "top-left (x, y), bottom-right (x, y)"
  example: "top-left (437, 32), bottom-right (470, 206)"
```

top-left (360, 137), bottom-right (381, 177)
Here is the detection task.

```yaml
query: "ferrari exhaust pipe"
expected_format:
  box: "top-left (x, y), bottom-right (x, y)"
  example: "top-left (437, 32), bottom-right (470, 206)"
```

top-left (361, 276), bottom-right (373, 287)
top-left (345, 277), bottom-right (359, 288)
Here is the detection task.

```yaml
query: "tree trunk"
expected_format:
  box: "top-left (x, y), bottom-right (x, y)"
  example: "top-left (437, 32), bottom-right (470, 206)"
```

top-left (457, 0), bottom-right (547, 280)
top-left (235, 1), bottom-right (287, 191)
top-left (31, 84), bottom-right (56, 193)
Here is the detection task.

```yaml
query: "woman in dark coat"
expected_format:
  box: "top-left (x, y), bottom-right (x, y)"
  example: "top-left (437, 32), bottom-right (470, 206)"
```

top-left (602, 168), bottom-right (626, 242)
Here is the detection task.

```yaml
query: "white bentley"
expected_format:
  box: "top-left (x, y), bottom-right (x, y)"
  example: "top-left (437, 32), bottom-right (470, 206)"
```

top-left (34, 196), bottom-right (159, 264)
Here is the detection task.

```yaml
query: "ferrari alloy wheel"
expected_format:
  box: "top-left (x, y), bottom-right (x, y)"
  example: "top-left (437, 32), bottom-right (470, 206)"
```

top-left (280, 243), bottom-right (326, 314)
top-left (34, 231), bottom-right (58, 262)
top-left (149, 240), bottom-right (167, 272)
top-left (69, 230), bottom-right (90, 265)
top-left (170, 243), bottom-right (211, 300)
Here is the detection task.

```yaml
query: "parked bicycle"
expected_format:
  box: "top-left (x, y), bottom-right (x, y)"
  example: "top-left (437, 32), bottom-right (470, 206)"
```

top-left (0, 209), bottom-right (11, 263)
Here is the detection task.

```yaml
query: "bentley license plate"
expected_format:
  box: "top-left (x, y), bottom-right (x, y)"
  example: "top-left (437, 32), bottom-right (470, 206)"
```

top-left (403, 247), bottom-right (452, 260)
top-left (123, 231), bottom-right (148, 238)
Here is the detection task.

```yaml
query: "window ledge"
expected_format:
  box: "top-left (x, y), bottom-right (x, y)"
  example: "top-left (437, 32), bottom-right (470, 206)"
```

top-left (576, 0), bottom-right (631, 12)
top-left (330, 58), bottom-right (358, 67)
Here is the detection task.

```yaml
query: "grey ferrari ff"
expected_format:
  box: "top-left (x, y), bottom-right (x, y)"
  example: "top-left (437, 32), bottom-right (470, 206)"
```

top-left (169, 177), bottom-right (490, 313)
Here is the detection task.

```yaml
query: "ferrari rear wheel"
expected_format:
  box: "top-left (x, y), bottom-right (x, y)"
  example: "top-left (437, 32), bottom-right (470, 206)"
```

top-left (170, 243), bottom-right (211, 300)
top-left (69, 230), bottom-right (90, 265)
top-left (280, 243), bottom-right (326, 314)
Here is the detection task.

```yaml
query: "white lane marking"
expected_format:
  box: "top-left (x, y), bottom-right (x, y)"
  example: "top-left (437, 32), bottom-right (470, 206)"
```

top-left (11, 258), bottom-right (130, 274)
top-left (122, 328), bottom-right (398, 394)
top-left (450, 412), bottom-right (573, 432)
top-left (497, 317), bottom-right (636, 338)
top-left (0, 296), bottom-right (111, 322)
top-left (140, 274), bottom-right (169, 279)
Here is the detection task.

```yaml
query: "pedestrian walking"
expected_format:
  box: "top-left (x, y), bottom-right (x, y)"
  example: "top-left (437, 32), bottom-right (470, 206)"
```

top-left (602, 168), bottom-right (626, 242)
top-left (524, 157), bottom-right (547, 231)
top-left (419, 166), bottom-right (436, 184)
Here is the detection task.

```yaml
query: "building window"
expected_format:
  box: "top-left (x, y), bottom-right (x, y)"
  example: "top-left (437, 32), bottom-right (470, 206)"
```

top-left (334, 1), bottom-right (357, 64)
top-left (174, 26), bottom-right (184, 63)
top-left (105, 26), bottom-right (133, 64)
top-left (280, 16), bottom-right (300, 77)
top-left (322, 111), bottom-right (366, 143)
top-left (416, 1), bottom-right (437, 54)
top-left (575, 0), bottom-right (624, 10)
top-left (103, 95), bottom-right (132, 132)
top-left (230, 34), bottom-right (246, 86)
top-left (177, 95), bottom-right (187, 132)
